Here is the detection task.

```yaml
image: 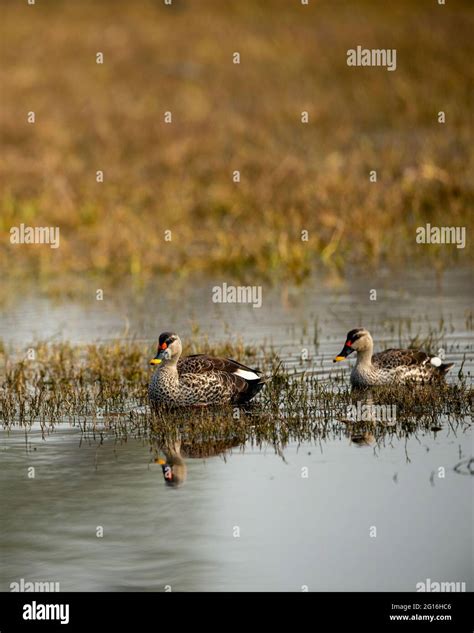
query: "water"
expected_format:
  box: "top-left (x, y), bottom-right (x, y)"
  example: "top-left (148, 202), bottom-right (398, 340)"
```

top-left (1, 268), bottom-right (472, 591)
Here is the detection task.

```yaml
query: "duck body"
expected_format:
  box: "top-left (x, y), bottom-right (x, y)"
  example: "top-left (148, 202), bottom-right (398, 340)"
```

top-left (334, 328), bottom-right (454, 388)
top-left (149, 332), bottom-right (267, 408)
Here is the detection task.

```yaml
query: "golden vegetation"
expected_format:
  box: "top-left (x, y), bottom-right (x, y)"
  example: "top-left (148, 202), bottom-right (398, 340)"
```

top-left (1, 0), bottom-right (472, 283)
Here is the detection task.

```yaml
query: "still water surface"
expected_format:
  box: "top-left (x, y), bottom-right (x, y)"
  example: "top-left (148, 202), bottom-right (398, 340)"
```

top-left (1, 268), bottom-right (472, 591)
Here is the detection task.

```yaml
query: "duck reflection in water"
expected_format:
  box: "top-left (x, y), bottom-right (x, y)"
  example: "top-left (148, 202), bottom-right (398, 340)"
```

top-left (154, 436), bottom-right (243, 488)
top-left (350, 431), bottom-right (376, 448)
top-left (343, 389), bottom-right (395, 448)
top-left (154, 440), bottom-right (187, 487)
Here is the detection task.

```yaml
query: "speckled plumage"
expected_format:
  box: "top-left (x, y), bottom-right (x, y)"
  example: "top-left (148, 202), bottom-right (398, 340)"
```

top-left (335, 328), bottom-right (454, 388)
top-left (148, 333), bottom-right (267, 408)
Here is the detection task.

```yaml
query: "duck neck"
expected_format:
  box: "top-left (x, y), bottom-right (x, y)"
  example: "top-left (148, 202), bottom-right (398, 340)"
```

top-left (166, 441), bottom-right (184, 465)
top-left (355, 343), bottom-right (373, 369)
top-left (160, 358), bottom-right (179, 379)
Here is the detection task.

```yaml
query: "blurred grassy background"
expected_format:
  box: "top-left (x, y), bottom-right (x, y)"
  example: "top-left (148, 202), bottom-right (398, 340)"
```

top-left (1, 0), bottom-right (472, 284)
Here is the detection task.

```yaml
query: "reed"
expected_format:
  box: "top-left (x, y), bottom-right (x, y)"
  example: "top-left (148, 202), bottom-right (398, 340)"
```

top-left (1, 338), bottom-right (471, 449)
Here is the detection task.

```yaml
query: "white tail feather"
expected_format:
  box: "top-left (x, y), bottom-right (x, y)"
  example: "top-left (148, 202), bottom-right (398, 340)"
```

top-left (234, 368), bottom-right (260, 381)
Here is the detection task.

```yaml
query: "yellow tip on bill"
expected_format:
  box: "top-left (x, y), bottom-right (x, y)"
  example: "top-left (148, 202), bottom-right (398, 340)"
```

top-left (150, 358), bottom-right (162, 365)
top-left (333, 356), bottom-right (345, 362)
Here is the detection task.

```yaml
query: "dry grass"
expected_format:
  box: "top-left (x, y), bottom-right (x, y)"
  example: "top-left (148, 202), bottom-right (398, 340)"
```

top-left (1, 0), bottom-right (473, 283)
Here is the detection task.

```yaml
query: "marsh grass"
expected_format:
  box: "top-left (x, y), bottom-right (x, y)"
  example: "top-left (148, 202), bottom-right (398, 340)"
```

top-left (1, 0), bottom-right (473, 284)
top-left (1, 339), bottom-right (471, 451)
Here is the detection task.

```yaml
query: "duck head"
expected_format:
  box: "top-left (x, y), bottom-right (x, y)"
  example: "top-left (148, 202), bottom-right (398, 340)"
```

top-left (150, 332), bottom-right (182, 365)
top-left (155, 454), bottom-right (187, 488)
top-left (333, 328), bottom-right (373, 362)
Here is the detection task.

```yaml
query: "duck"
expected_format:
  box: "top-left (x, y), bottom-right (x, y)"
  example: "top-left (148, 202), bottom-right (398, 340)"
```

top-left (148, 332), bottom-right (268, 408)
top-left (333, 328), bottom-right (454, 388)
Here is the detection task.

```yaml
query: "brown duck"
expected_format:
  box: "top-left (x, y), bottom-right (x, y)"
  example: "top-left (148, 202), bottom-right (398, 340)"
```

top-left (149, 332), bottom-right (268, 408)
top-left (333, 328), bottom-right (454, 387)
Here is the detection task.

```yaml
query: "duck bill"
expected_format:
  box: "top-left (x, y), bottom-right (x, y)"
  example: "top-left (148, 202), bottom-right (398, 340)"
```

top-left (333, 343), bottom-right (354, 363)
top-left (150, 347), bottom-right (170, 365)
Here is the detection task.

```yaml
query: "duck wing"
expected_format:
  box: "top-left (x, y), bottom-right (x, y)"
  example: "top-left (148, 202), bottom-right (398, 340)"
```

top-left (372, 348), bottom-right (430, 369)
top-left (178, 354), bottom-right (263, 380)
top-left (178, 354), bottom-right (267, 404)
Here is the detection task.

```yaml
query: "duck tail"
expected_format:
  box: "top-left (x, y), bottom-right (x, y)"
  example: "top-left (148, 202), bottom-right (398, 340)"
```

top-left (236, 380), bottom-right (264, 404)
top-left (439, 362), bottom-right (454, 374)
top-left (248, 369), bottom-right (271, 390)
top-left (246, 364), bottom-right (272, 385)
top-left (236, 369), bottom-right (271, 404)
